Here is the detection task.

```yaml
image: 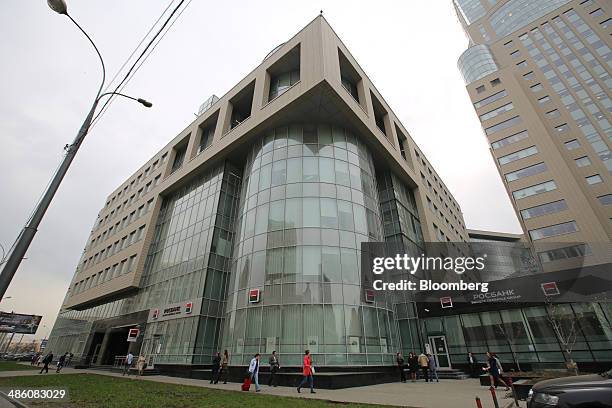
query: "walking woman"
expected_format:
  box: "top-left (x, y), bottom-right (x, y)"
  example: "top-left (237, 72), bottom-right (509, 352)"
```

top-left (297, 350), bottom-right (315, 394)
top-left (483, 351), bottom-right (509, 390)
top-left (220, 350), bottom-right (229, 384)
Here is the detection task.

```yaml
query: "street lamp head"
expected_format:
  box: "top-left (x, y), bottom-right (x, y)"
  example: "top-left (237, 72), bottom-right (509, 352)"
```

top-left (47, 0), bottom-right (68, 15)
top-left (137, 98), bottom-right (153, 108)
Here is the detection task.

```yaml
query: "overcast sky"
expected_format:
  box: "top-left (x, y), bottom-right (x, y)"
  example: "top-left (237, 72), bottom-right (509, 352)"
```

top-left (0, 1), bottom-right (521, 339)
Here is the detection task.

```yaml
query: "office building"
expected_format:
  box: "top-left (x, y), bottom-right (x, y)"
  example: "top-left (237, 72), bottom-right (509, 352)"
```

top-left (47, 16), bottom-right (470, 375)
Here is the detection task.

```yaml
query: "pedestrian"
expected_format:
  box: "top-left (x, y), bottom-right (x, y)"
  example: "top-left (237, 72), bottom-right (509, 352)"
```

top-left (468, 352), bottom-right (478, 378)
top-left (418, 351), bottom-right (429, 382)
top-left (31, 353), bottom-right (39, 366)
top-left (483, 351), bottom-right (509, 391)
top-left (211, 352), bottom-right (221, 384)
top-left (39, 352), bottom-right (53, 374)
top-left (137, 354), bottom-right (147, 376)
top-left (297, 350), bottom-right (315, 394)
top-left (55, 352), bottom-right (67, 373)
top-left (408, 352), bottom-right (418, 382)
top-left (220, 350), bottom-right (229, 384)
top-left (427, 353), bottom-right (439, 382)
top-left (66, 352), bottom-right (73, 367)
top-left (268, 350), bottom-right (280, 387)
top-left (248, 353), bottom-right (261, 392)
top-left (396, 352), bottom-right (406, 383)
top-left (36, 354), bottom-right (43, 367)
top-left (122, 351), bottom-right (134, 376)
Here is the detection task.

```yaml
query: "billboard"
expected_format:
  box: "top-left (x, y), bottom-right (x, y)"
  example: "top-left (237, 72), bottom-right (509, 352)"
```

top-left (0, 312), bottom-right (42, 334)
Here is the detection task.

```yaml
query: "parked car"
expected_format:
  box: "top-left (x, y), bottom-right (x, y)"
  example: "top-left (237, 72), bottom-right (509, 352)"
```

top-left (527, 369), bottom-right (612, 408)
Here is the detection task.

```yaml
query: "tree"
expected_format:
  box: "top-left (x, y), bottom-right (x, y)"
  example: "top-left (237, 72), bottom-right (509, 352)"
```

top-left (544, 297), bottom-right (582, 375)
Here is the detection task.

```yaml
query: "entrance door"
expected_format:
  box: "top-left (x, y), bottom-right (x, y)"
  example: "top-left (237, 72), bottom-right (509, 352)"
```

top-left (428, 335), bottom-right (451, 369)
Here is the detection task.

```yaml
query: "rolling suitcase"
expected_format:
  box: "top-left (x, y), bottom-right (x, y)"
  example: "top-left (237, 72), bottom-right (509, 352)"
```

top-left (241, 376), bottom-right (252, 391)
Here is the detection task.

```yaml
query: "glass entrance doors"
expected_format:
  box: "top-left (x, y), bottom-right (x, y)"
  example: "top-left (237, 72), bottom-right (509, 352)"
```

top-left (428, 335), bottom-right (451, 369)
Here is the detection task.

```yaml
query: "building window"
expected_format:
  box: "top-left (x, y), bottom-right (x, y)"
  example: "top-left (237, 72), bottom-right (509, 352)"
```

top-left (490, 78), bottom-right (501, 86)
top-left (267, 44), bottom-right (300, 102)
top-left (580, 0), bottom-right (593, 5)
top-left (564, 140), bottom-right (581, 150)
top-left (510, 50), bottom-right (521, 58)
top-left (476, 85), bottom-right (485, 93)
top-left (521, 199), bottom-right (567, 220)
top-left (516, 60), bottom-right (527, 68)
top-left (529, 221), bottom-right (578, 240)
top-left (338, 49), bottom-right (361, 103)
top-left (198, 123), bottom-right (215, 154)
top-left (269, 70), bottom-right (300, 100)
top-left (546, 109), bottom-right (560, 119)
top-left (538, 244), bottom-right (590, 263)
top-left (505, 162), bottom-right (547, 182)
top-left (598, 194), bottom-right (612, 205)
top-left (370, 91), bottom-right (389, 139)
top-left (395, 124), bottom-right (411, 166)
top-left (538, 95), bottom-right (550, 104)
top-left (523, 71), bottom-right (535, 80)
top-left (479, 102), bottom-right (514, 121)
top-left (601, 18), bottom-right (611, 29)
top-left (485, 116), bottom-right (522, 135)
top-left (512, 180), bottom-right (556, 200)
top-left (491, 129), bottom-right (528, 150)
top-left (530, 83), bottom-right (543, 92)
top-left (228, 80), bottom-right (255, 130)
top-left (575, 156), bottom-right (591, 167)
top-left (504, 40), bottom-right (513, 48)
top-left (586, 174), bottom-right (603, 185)
top-left (555, 123), bottom-right (569, 133)
top-left (474, 90), bottom-right (507, 109)
top-left (590, 8), bottom-right (604, 18)
top-left (498, 145), bottom-right (538, 165)
top-left (171, 144), bottom-right (187, 173)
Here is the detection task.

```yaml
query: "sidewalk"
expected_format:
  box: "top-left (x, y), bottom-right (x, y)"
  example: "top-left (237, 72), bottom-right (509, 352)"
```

top-left (0, 365), bottom-right (525, 408)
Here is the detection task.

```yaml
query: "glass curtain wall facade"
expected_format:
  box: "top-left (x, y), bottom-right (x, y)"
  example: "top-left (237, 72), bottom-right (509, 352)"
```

top-left (221, 123), bottom-right (402, 366)
top-left (421, 302), bottom-right (612, 367)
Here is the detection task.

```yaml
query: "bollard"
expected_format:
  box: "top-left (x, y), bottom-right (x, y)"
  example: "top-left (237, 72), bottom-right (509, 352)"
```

top-left (475, 396), bottom-right (483, 408)
top-left (507, 377), bottom-right (519, 407)
top-left (489, 386), bottom-right (500, 408)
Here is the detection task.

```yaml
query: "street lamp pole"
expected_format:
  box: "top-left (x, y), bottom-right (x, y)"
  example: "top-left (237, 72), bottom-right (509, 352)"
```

top-left (0, 0), bottom-right (151, 301)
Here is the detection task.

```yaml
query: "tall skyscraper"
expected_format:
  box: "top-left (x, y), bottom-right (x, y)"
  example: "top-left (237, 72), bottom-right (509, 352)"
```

top-left (454, 0), bottom-right (611, 267)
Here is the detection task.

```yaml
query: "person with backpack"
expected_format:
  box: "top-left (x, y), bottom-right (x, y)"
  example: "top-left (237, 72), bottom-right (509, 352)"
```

top-left (483, 351), bottom-right (509, 390)
top-left (297, 350), bottom-right (315, 394)
top-left (396, 352), bottom-right (406, 383)
top-left (39, 352), bottom-right (53, 374)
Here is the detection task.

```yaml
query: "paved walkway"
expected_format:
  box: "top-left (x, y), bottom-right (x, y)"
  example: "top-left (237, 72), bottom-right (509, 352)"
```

top-left (0, 365), bottom-right (525, 408)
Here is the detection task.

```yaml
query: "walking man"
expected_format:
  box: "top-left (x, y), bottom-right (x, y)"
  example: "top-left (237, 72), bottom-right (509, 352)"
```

top-left (297, 350), bottom-right (315, 394)
top-left (39, 352), bottom-right (53, 374)
top-left (428, 353), bottom-right (439, 382)
top-left (418, 351), bottom-right (429, 382)
top-left (55, 352), bottom-right (67, 373)
top-left (122, 351), bottom-right (134, 376)
top-left (268, 350), bottom-right (280, 387)
top-left (220, 350), bottom-right (229, 384)
top-left (248, 353), bottom-right (261, 392)
top-left (396, 352), bottom-right (406, 383)
top-left (211, 352), bottom-right (221, 384)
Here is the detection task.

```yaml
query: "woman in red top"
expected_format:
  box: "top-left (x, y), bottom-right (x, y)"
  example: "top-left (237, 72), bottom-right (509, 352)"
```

top-left (297, 350), bottom-right (315, 393)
